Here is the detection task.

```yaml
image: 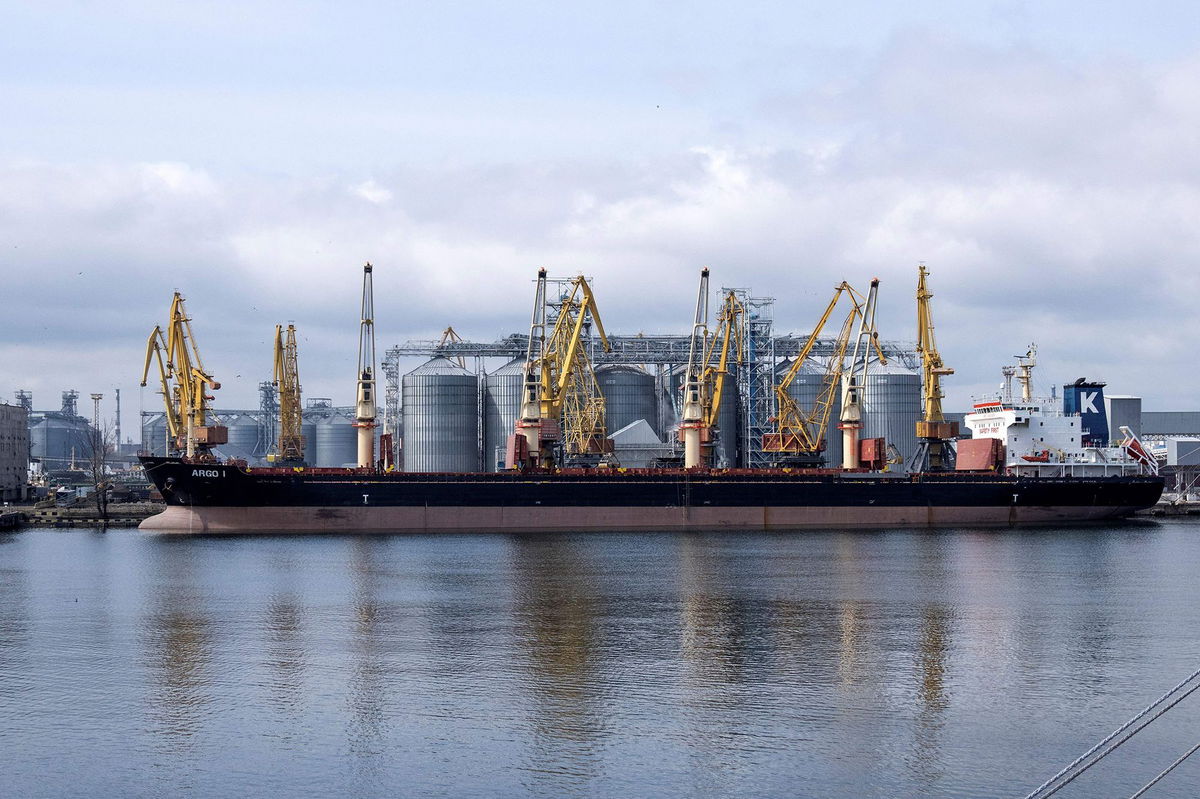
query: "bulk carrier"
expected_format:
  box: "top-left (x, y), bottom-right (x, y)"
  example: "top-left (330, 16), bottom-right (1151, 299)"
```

top-left (137, 266), bottom-right (1163, 534)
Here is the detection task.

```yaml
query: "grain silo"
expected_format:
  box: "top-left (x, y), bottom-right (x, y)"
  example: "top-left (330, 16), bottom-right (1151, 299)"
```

top-left (315, 410), bottom-right (358, 468)
top-left (597, 365), bottom-right (657, 437)
top-left (402, 357), bottom-right (479, 472)
top-left (140, 412), bottom-right (169, 456)
top-left (483, 358), bottom-right (526, 471)
top-left (861, 363), bottom-right (921, 470)
top-left (220, 412), bottom-right (261, 462)
top-left (300, 412), bottom-right (320, 466)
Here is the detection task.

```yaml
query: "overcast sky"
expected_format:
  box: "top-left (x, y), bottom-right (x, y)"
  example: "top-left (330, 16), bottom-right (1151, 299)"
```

top-left (3, 1), bottom-right (1199, 440)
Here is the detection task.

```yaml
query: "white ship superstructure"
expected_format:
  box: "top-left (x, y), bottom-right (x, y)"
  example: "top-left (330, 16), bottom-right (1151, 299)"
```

top-left (962, 348), bottom-right (1156, 477)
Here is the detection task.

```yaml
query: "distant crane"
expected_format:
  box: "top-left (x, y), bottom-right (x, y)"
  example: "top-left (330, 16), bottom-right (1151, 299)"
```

top-left (680, 269), bottom-right (744, 468)
top-left (355, 263), bottom-right (377, 469)
top-left (511, 270), bottom-right (612, 469)
top-left (909, 265), bottom-right (958, 472)
top-left (140, 292), bottom-right (225, 458)
top-left (272, 323), bottom-right (305, 464)
top-left (764, 281), bottom-right (868, 467)
top-left (437, 326), bottom-right (468, 369)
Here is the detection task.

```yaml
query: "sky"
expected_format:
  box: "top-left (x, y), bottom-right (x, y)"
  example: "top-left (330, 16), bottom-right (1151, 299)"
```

top-left (3, 1), bottom-right (1200, 440)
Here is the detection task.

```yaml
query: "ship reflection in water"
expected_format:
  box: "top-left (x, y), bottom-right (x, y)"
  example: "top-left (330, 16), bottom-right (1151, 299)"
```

top-left (2, 522), bottom-right (1199, 798)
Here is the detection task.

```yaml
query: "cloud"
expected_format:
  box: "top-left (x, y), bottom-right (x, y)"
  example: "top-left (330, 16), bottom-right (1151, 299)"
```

top-left (4, 34), bottom-right (1200, 437)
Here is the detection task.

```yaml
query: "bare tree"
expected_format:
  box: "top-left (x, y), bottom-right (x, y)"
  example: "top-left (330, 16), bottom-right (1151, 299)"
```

top-left (83, 421), bottom-right (114, 522)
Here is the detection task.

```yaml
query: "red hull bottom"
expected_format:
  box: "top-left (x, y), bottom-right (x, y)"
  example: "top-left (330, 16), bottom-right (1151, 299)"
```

top-left (139, 504), bottom-right (1143, 534)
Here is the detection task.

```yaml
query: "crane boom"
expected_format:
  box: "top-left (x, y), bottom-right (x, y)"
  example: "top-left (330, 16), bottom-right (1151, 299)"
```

top-left (840, 279), bottom-right (886, 470)
top-left (764, 281), bottom-right (865, 465)
top-left (355, 263), bottom-right (377, 469)
top-left (512, 272), bottom-right (612, 469)
top-left (680, 273), bottom-right (744, 468)
top-left (910, 265), bottom-right (958, 471)
top-left (273, 323), bottom-right (305, 464)
top-left (139, 292), bottom-right (224, 458)
top-left (680, 269), bottom-right (710, 468)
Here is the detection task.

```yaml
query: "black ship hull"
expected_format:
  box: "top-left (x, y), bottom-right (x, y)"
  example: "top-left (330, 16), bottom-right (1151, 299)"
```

top-left (138, 456), bottom-right (1164, 534)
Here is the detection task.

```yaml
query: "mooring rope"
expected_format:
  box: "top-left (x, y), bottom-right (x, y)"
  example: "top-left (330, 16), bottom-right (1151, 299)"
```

top-left (1023, 665), bottom-right (1200, 799)
top-left (1126, 740), bottom-right (1200, 799)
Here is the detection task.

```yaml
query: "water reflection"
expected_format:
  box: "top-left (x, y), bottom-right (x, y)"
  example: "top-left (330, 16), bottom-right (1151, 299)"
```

top-left (8, 524), bottom-right (1200, 798)
top-left (0, 550), bottom-right (30, 703)
top-left (511, 535), bottom-right (604, 787)
top-left (143, 544), bottom-right (212, 745)
top-left (346, 537), bottom-right (389, 764)
top-left (912, 602), bottom-right (952, 788)
top-left (264, 595), bottom-right (305, 716)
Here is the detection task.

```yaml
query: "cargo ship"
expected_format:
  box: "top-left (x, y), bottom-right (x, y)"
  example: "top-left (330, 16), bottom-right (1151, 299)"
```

top-left (136, 269), bottom-right (1163, 534)
top-left (138, 457), bottom-right (1161, 533)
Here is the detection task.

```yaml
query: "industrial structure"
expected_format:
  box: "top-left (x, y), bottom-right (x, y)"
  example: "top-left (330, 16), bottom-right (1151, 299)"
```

top-left (272, 323), bottom-right (305, 464)
top-left (379, 272), bottom-right (923, 474)
top-left (140, 292), bottom-right (225, 458)
top-left (0, 401), bottom-right (29, 501)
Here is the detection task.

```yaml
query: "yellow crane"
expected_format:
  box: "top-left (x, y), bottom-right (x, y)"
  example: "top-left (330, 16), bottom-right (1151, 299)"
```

top-left (272, 323), bottom-right (305, 464)
top-left (436, 326), bottom-right (467, 369)
top-left (680, 269), bottom-right (744, 468)
top-left (910, 265), bottom-right (958, 471)
top-left (764, 281), bottom-right (868, 467)
top-left (512, 270), bottom-right (612, 469)
top-left (140, 292), bottom-right (226, 458)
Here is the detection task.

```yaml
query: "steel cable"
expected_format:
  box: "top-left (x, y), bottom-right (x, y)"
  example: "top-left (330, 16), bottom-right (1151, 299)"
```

top-left (1022, 665), bottom-right (1200, 799)
top-left (1126, 740), bottom-right (1200, 799)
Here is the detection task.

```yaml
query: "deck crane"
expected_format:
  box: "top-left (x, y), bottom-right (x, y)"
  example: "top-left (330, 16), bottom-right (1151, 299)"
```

top-left (839, 279), bottom-right (886, 469)
top-left (272, 323), bottom-right (305, 464)
top-left (355, 263), bottom-right (377, 468)
top-left (140, 292), bottom-right (226, 458)
top-left (680, 269), bottom-right (744, 468)
top-left (511, 270), bottom-right (612, 470)
top-left (764, 281), bottom-right (868, 467)
top-left (909, 265), bottom-right (958, 472)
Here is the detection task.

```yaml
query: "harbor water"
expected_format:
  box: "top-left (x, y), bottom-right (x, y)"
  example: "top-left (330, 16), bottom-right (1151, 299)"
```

top-left (2, 521), bottom-right (1200, 797)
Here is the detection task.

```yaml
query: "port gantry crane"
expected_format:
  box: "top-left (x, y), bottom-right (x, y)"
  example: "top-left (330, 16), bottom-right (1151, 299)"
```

top-left (680, 268), bottom-right (744, 468)
top-left (909, 265), bottom-right (958, 472)
top-left (140, 292), bottom-right (226, 459)
top-left (840, 278), bottom-right (886, 469)
top-left (763, 281), bottom-right (870, 468)
top-left (512, 269), bottom-right (612, 470)
top-left (356, 263), bottom-right (378, 469)
top-left (272, 323), bottom-right (305, 465)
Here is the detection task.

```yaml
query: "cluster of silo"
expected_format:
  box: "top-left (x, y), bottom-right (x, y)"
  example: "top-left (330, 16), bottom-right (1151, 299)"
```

top-left (29, 412), bottom-right (92, 469)
top-left (402, 358), bottom-right (479, 472)
top-left (302, 404), bottom-right (358, 468)
top-left (860, 363), bottom-right (922, 470)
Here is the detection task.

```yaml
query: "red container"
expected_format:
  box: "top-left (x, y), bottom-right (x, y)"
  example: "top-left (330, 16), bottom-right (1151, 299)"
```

top-left (956, 438), bottom-right (1004, 471)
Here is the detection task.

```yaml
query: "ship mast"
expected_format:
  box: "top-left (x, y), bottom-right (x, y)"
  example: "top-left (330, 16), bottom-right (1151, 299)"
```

top-left (355, 263), bottom-right (377, 468)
